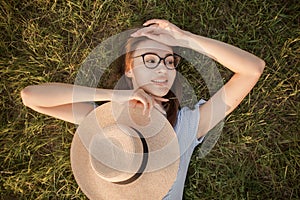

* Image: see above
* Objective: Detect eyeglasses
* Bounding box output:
[133,53,181,70]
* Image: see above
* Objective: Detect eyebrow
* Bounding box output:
[133,52,174,58]
[134,50,173,57]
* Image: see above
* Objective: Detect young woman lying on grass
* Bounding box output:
[21,19,265,199]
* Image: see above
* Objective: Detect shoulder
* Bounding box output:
[175,99,206,136]
[173,99,206,150]
[176,99,206,122]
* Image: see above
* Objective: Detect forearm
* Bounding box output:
[183,31,265,75]
[21,82,114,107]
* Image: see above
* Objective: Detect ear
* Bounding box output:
[125,69,133,78]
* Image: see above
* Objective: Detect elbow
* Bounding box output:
[257,58,266,75]
[20,86,32,107]
[239,58,265,79]
[250,58,266,77]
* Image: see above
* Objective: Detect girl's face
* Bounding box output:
[126,39,177,97]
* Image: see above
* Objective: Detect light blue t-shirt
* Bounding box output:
[163,99,206,200]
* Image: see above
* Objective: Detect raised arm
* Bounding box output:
[187,33,265,137]
[132,19,265,138]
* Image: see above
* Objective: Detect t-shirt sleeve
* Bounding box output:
[174,99,207,150]
[194,99,206,145]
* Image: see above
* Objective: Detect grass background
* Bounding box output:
[0,0,299,199]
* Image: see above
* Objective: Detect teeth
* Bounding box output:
[152,80,167,83]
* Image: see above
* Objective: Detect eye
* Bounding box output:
[166,56,175,65]
[146,58,156,63]
[144,54,158,64]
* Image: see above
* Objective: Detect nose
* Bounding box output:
[155,62,168,73]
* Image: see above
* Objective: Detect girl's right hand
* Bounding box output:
[131,19,189,48]
[113,89,169,117]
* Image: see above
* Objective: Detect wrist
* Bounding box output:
[111,90,133,103]
[173,30,193,48]
[183,32,207,55]
[95,88,114,102]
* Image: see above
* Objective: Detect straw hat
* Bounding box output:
[71,102,180,199]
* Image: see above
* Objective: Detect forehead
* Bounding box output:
[133,39,173,56]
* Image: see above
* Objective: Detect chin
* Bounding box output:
[147,88,169,97]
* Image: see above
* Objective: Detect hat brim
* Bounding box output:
[71,102,179,199]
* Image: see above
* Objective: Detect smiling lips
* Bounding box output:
[151,79,168,86]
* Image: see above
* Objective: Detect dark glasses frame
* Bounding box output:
[133,53,181,70]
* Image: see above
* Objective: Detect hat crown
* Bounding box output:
[89,124,145,183]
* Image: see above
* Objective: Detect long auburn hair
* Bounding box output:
[112,36,182,127]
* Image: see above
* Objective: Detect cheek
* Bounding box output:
[132,66,152,85]
[168,71,177,86]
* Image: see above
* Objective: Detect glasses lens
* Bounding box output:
[165,55,176,69]
[166,54,181,69]
[143,54,160,68]
[174,55,181,67]
[142,53,181,69]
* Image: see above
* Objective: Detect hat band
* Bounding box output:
[114,127,149,185]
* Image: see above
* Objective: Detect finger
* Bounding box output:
[143,19,167,26]
[142,94,153,117]
[153,102,166,115]
[131,26,158,37]
[142,97,149,116]
[143,22,158,28]
[148,96,155,117]
[137,32,175,47]
[143,19,159,26]
[136,96,148,116]
[136,95,150,116]
[133,29,171,43]
[153,96,169,102]
[130,94,147,113]
[129,100,138,108]
[134,89,154,116]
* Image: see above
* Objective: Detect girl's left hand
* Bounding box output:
[131,19,189,48]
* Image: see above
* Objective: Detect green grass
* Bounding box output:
[1,0,299,199]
